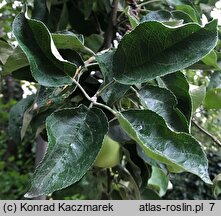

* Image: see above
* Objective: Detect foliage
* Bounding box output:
[165,151,221,200]
[1,0,221,199]
[0,97,35,200]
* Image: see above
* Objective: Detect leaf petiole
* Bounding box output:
[72,78,117,115]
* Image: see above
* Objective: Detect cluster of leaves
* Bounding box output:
[1,0,221,199]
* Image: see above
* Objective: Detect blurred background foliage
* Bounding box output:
[0,0,221,199]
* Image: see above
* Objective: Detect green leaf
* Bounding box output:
[85,34,104,53]
[78,0,94,20]
[137,144,161,167]
[204,88,221,109]
[202,50,220,69]
[32,0,49,23]
[59,49,84,67]
[93,0,112,14]
[12,12,76,87]
[96,51,130,105]
[56,3,69,31]
[113,20,218,85]
[161,72,192,124]
[117,110,211,184]
[171,10,193,23]
[0,39,13,64]
[108,119,131,144]
[189,84,206,112]
[148,166,169,197]
[213,173,221,197]
[141,188,160,200]
[176,5,198,22]
[1,46,29,76]
[125,6,139,29]
[8,95,35,143]
[139,85,189,132]
[67,2,98,36]
[52,32,95,56]
[25,105,108,198]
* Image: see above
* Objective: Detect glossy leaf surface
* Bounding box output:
[161,72,192,124]
[117,110,211,184]
[139,85,188,132]
[25,105,108,198]
[113,20,218,84]
[13,12,76,86]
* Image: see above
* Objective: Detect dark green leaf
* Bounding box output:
[32,0,49,23]
[125,6,139,29]
[56,3,69,31]
[1,46,29,76]
[148,166,169,197]
[108,119,131,144]
[161,72,192,124]
[141,188,160,200]
[0,39,13,64]
[67,2,99,36]
[176,5,198,22]
[204,88,221,109]
[93,0,111,14]
[117,110,211,184]
[25,105,108,198]
[78,0,94,20]
[96,51,130,105]
[47,3,68,32]
[137,144,161,167]
[13,12,76,87]
[113,20,218,84]
[52,32,95,56]
[139,85,189,132]
[189,84,206,112]
[171,10,193,23]
[59,49,84,67]
[85,34,104,53]
[8,95,35,143]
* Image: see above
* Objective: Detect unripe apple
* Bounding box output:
[94,135,121,168]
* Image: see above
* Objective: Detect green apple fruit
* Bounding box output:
[94,135,121,168]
